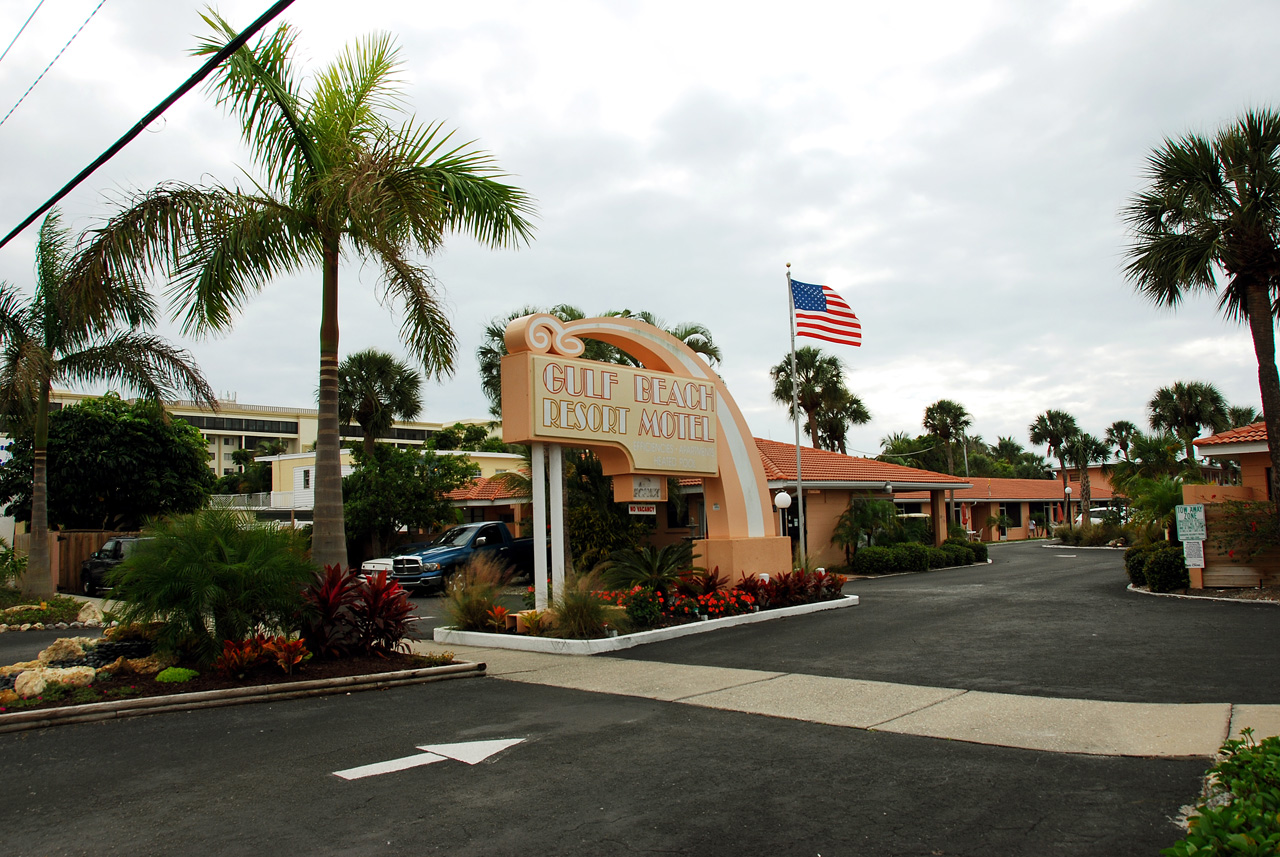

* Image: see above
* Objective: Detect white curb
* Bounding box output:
[433,594,860,655]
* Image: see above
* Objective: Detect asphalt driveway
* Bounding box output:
[617,541,1280,704]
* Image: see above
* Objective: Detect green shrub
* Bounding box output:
[1143,545,1189,593]
[0,537,27,589]
[107,508,314,664]
[968,542,988,563]
[926,547,952,569]
[623,587,663,629]
[156,667,199,683]
[941,543,974,566]
[852,546,896,575]
[890,542,929,572]
[1164,730,1280,857]
[1124,544,1153,587]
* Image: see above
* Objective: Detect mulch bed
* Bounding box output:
[2,651,454,714]
[1183,586,1280,603]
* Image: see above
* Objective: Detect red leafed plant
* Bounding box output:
[213,639,262,678]
[486,604,510,632]
[352,571,414,656]
[262,636,311,674]
[300,564,362,658]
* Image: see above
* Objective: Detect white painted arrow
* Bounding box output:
[334,738,525,780]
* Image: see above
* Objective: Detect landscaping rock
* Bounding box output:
[76,602,103,624]
[0,660,40,676]
[19,624,31,631]
[0,689,18,705]
[15,666,96,698]
[37,637,98,664]
[121,654,176,675]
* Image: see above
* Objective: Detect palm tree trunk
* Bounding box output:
[1246,283,1280,509]
[312,238,348,569]
[24,383,54,597]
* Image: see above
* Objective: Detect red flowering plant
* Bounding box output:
[1213,500,1280,563]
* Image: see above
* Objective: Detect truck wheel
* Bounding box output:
[81,574,97,597]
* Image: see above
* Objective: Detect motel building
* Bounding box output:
[895,477,1113,541]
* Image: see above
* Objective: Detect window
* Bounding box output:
[303,469,311,489]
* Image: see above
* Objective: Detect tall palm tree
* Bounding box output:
[477,305,542,419]
[770,346,849,449]
[1029,409,1079,501]
[75,15,534,569]
[1063,432,1109,520]
[0,211,215,596]
[1124,109,1280,505]
[921,399,972,476]
[338,349,423,456]
[1147,381,1229,464]
[1105,420,1139,461]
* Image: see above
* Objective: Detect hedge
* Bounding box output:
[1143,544,1189,593]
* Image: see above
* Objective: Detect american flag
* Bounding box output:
[790,280,861,347]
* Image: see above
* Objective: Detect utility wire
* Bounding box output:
[0,0,108,129]
[0,0,46,68]
[0,0,299,251]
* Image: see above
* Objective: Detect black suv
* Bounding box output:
[80,537,149,596]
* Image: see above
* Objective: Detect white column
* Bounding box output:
[548,444,566,603]
[531,443,548,611]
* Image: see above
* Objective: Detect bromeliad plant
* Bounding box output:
[298,565,414,657]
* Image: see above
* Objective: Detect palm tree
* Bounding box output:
[1029,409,1079,501]
[921,399,972,476]
[1063,432,1109,521]
[816,389,871,455]
[1109,431,1187,495]
[338,349,423,456]
[770,346,850,449]
[994,436,1024,465]
[604,309,723,367]
[1124,109,1280,505]
[75,15,534,569]
[1105,420,1139,461]
[830,498,896,563]
[1147,381,1229,464]
[0,211,215,596]
[1229,405,1260,429]
[477,305,542,418]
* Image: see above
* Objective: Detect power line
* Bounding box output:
[0,0,46,68]
[0,0,299,251]
[0,0,108,129]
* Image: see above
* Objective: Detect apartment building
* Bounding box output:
[50,391,492,476]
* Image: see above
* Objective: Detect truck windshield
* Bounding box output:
[434,527,477,547]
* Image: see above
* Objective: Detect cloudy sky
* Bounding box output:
[0,0,1274,460]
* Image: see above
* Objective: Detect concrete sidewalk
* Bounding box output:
[415,641,1280,758]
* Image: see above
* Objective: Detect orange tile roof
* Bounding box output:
[1196,421,1268,447]
[446,475,529,502]
[896,476,1111,502]
[751,438,968,486]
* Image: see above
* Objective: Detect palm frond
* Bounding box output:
[166,194,315,337]
[56,332,217,409]
[310,31,404,152]
[195,11,317,189]
[358,237,456,378]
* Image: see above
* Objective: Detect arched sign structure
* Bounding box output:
[501,313,791,606]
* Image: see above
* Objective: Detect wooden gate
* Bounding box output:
[14,529,139,593]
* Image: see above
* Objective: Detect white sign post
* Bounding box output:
[1175,504,1207,542]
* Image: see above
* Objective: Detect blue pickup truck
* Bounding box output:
[387,521,535,591]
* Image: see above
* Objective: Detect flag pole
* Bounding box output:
[786,263,806,565]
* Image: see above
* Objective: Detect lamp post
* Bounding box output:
[1064,485,1073,529]
[773,491,792,539]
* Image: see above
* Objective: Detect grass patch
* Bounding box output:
[0,590,85,625]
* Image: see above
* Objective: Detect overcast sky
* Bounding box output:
[0,0,1274,460]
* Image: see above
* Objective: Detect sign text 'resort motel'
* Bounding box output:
[531,354,718,474]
